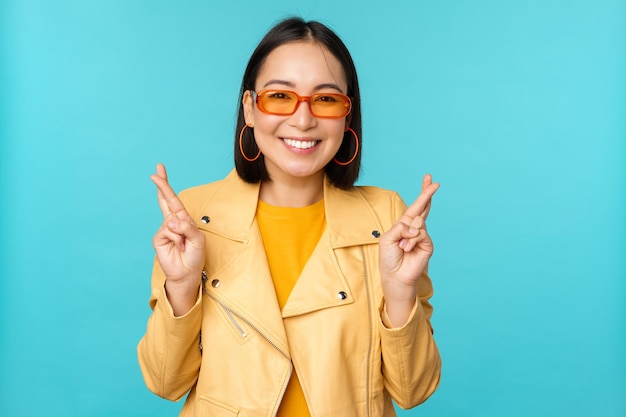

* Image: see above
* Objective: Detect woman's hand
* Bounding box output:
[378,174,439,327]
[151,164,206,315]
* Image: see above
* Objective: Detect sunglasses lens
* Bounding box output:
[310,94,351,118]
[259,91,298,115]
[257,91,351,118]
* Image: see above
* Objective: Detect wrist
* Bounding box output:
[381,277,418,304]
[164,276,201,317]
[382,297,417,328]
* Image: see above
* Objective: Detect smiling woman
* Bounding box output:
[137,17,441,416]
[241,41,350,205]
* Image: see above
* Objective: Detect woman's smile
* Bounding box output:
[243,40,348,184]
[281,137,320,151]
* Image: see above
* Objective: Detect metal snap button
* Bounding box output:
[338,291,347,300]
[201,216,210,224]
[371,230,380,238]
[211,279,220,288]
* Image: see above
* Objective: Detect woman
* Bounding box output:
[138,17,441,416]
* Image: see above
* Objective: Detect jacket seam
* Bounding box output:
[360,245,373,417]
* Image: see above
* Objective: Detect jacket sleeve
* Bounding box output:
[378,192,442,409]
[137,257,204,402]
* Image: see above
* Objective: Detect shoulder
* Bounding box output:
[176,170,260,228]
[325,183,407,235]
[178,177,225,204]
[177,170,247,214]
[352,185,407,220]
[353,185,402,203]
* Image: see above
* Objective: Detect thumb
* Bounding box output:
[380,221,420,247]
[168,219,206,249]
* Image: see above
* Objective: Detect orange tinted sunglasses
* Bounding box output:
[253,90,352,118]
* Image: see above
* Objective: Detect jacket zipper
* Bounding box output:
[202,286,292,416]
[222,302,248,338]
[360,246,372,417]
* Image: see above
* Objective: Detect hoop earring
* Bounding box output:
[333,128,359,166]
[239,124,261,162]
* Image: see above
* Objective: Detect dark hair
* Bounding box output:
[234,17,362,190]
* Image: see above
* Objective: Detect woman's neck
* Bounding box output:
[259,171,325,208]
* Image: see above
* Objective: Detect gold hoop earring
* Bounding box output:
[333,128,359,166]
[239,124,261,162]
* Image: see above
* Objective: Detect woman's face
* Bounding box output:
[243,41,349,185]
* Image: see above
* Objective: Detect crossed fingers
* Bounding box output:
[151,163,193,223]
[399,174,439,224]
[396,174,439,251]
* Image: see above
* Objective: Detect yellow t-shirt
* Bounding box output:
[256,199,326,417]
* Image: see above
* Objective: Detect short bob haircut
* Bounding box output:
[234,17,362,190]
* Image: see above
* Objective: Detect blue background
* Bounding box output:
[1,1,624,416]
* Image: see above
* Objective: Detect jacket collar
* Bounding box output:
[196,170,385,349]
[199,170,383,247]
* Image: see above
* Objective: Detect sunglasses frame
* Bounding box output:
[252,90,352,119]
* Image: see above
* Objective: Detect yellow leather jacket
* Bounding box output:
[138,170,441,416]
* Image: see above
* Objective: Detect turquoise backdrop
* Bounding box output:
[1,1,624,416]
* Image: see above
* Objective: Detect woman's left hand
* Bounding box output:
[378,174,439,326]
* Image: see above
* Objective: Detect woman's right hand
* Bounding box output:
[151,164,206,315]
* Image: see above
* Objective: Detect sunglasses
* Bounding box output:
[252,90,352,118]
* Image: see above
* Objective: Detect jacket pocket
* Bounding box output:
[196,395,239,417]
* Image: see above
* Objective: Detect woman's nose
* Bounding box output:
[288,99,317,130]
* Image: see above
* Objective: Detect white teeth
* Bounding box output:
[283,138,317,149]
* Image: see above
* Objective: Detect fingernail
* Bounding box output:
[168,220,179,229]
[399,239,406,249]
[409,227,419,235]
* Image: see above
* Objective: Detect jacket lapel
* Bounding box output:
[282,178,383,318]
[196,171,385,334]
[196,171,289,356]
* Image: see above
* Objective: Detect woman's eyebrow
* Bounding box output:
[313,83,344,93]
[262,80,345,93]
[262,79,295,88]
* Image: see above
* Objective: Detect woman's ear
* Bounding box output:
[345,114,352,130]
[242,90,255,127]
